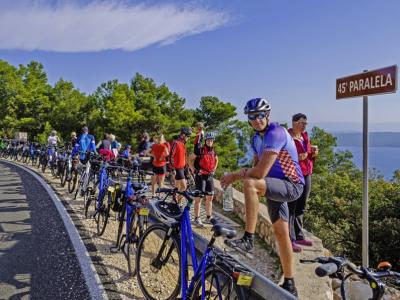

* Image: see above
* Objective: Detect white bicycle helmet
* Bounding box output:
[149,199,182,224]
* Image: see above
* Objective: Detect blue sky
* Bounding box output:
[1,0,400,131]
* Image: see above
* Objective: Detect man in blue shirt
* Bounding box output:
[71,126,97,162]
[221,98,304,297]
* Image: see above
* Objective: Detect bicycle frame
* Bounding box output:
[179,205,217,300]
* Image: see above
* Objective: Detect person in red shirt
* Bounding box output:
[288,113,318,251]
[170,127,192,193]
[189,128,218,227]
[149,134,169,196]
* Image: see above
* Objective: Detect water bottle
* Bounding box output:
[222,172,234,212]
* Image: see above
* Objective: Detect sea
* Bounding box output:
[334,132,400,180]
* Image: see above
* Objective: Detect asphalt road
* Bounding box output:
[0,161,92,300]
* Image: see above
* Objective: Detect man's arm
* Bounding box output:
[245,150,278,179]
[253,154,259,167]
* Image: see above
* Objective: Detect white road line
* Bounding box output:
[1,160,108,300]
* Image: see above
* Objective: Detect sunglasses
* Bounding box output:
[248,112,268,121]
[296,121,308,125]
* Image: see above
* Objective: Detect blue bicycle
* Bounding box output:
[136,188,254,300]
[110,165,150,276]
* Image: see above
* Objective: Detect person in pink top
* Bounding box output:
[288,113,318,252]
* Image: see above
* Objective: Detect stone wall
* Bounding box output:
[213,179,278,251]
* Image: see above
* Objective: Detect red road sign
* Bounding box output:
[336,65,397,99]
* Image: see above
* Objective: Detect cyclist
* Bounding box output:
[47,130,59,162]
[149,134,169,196]
[189,129,218,227]
[221,98,304,296]
[121,144,132,159]
[138,132,151,157]
[98,133,113,161]
[170,127,192,194]
[71,126,97,163]
[69,131,77,150]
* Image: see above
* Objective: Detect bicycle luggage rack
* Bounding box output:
[148,214,297,300]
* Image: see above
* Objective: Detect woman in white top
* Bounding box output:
[47,130,59,146]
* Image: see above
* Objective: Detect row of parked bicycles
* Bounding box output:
[1,138,399,300]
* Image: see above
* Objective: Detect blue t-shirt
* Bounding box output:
[251,123,305,184]
[72,133,96,160]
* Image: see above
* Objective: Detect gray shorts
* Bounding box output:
[265,177,304,224]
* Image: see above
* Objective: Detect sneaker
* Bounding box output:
[193,218,204,227]
[280,281,298,297]
[225,237,254,254]
[203,217,213,225]
[294,239,313,246]
[291,241,302,253]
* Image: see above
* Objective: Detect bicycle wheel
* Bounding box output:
[41,159,47,173]
[190,267,240,300]
[16,151,22,161]
[127,212,139,276]
[60,165,68,187]
[96,190,110,236]
[68,170,78,193]
[136,223,181,300]
[84,187,96,218]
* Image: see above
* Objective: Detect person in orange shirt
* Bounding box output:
[170,127,192,193]
[149,134,169,196]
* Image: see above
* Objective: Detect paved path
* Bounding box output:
[0,161,94,300]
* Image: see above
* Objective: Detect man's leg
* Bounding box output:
[242,177,266,232]
[226,177,266,252]
[273,218,294,277]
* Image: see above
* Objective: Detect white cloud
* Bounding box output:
[0,1,230,52]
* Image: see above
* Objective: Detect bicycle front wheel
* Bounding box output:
[96,191,110,236]
[190,267,241,300]
[136,223,181,300]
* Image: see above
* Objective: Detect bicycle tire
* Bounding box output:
[68,170,78,193]
[51,163,57,177]
[136,223,181,300]
[190,266,241,300]
[16,151,22,161]
[84,188,95,218]
[96,190,110,236]
[41,160,47,173]
[127,212,139,276]
[60,165,68,187]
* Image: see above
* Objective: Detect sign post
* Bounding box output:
[336,65,397,267]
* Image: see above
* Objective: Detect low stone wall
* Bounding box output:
[213,179,278,251]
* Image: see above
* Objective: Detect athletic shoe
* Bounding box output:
[280,281,298,297]
[225,237,254,254]
[193,218,204,227]
[292,241,302,253]
[294,239,313,246]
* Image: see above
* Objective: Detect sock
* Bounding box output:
[243,231,254,245]
[206,215,211,219]
[283,277,295,286]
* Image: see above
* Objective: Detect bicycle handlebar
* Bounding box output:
[315,263,338,277]
[300,256,400,281]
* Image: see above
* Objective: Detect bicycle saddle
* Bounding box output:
[212,224,237,239]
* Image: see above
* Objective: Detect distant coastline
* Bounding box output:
[332,132,400,148]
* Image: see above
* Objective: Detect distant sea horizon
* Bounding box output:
[333,132,399,179]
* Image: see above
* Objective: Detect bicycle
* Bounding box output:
[93,160,123,236]
[300,256,400,300]
[136,187,253,300]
